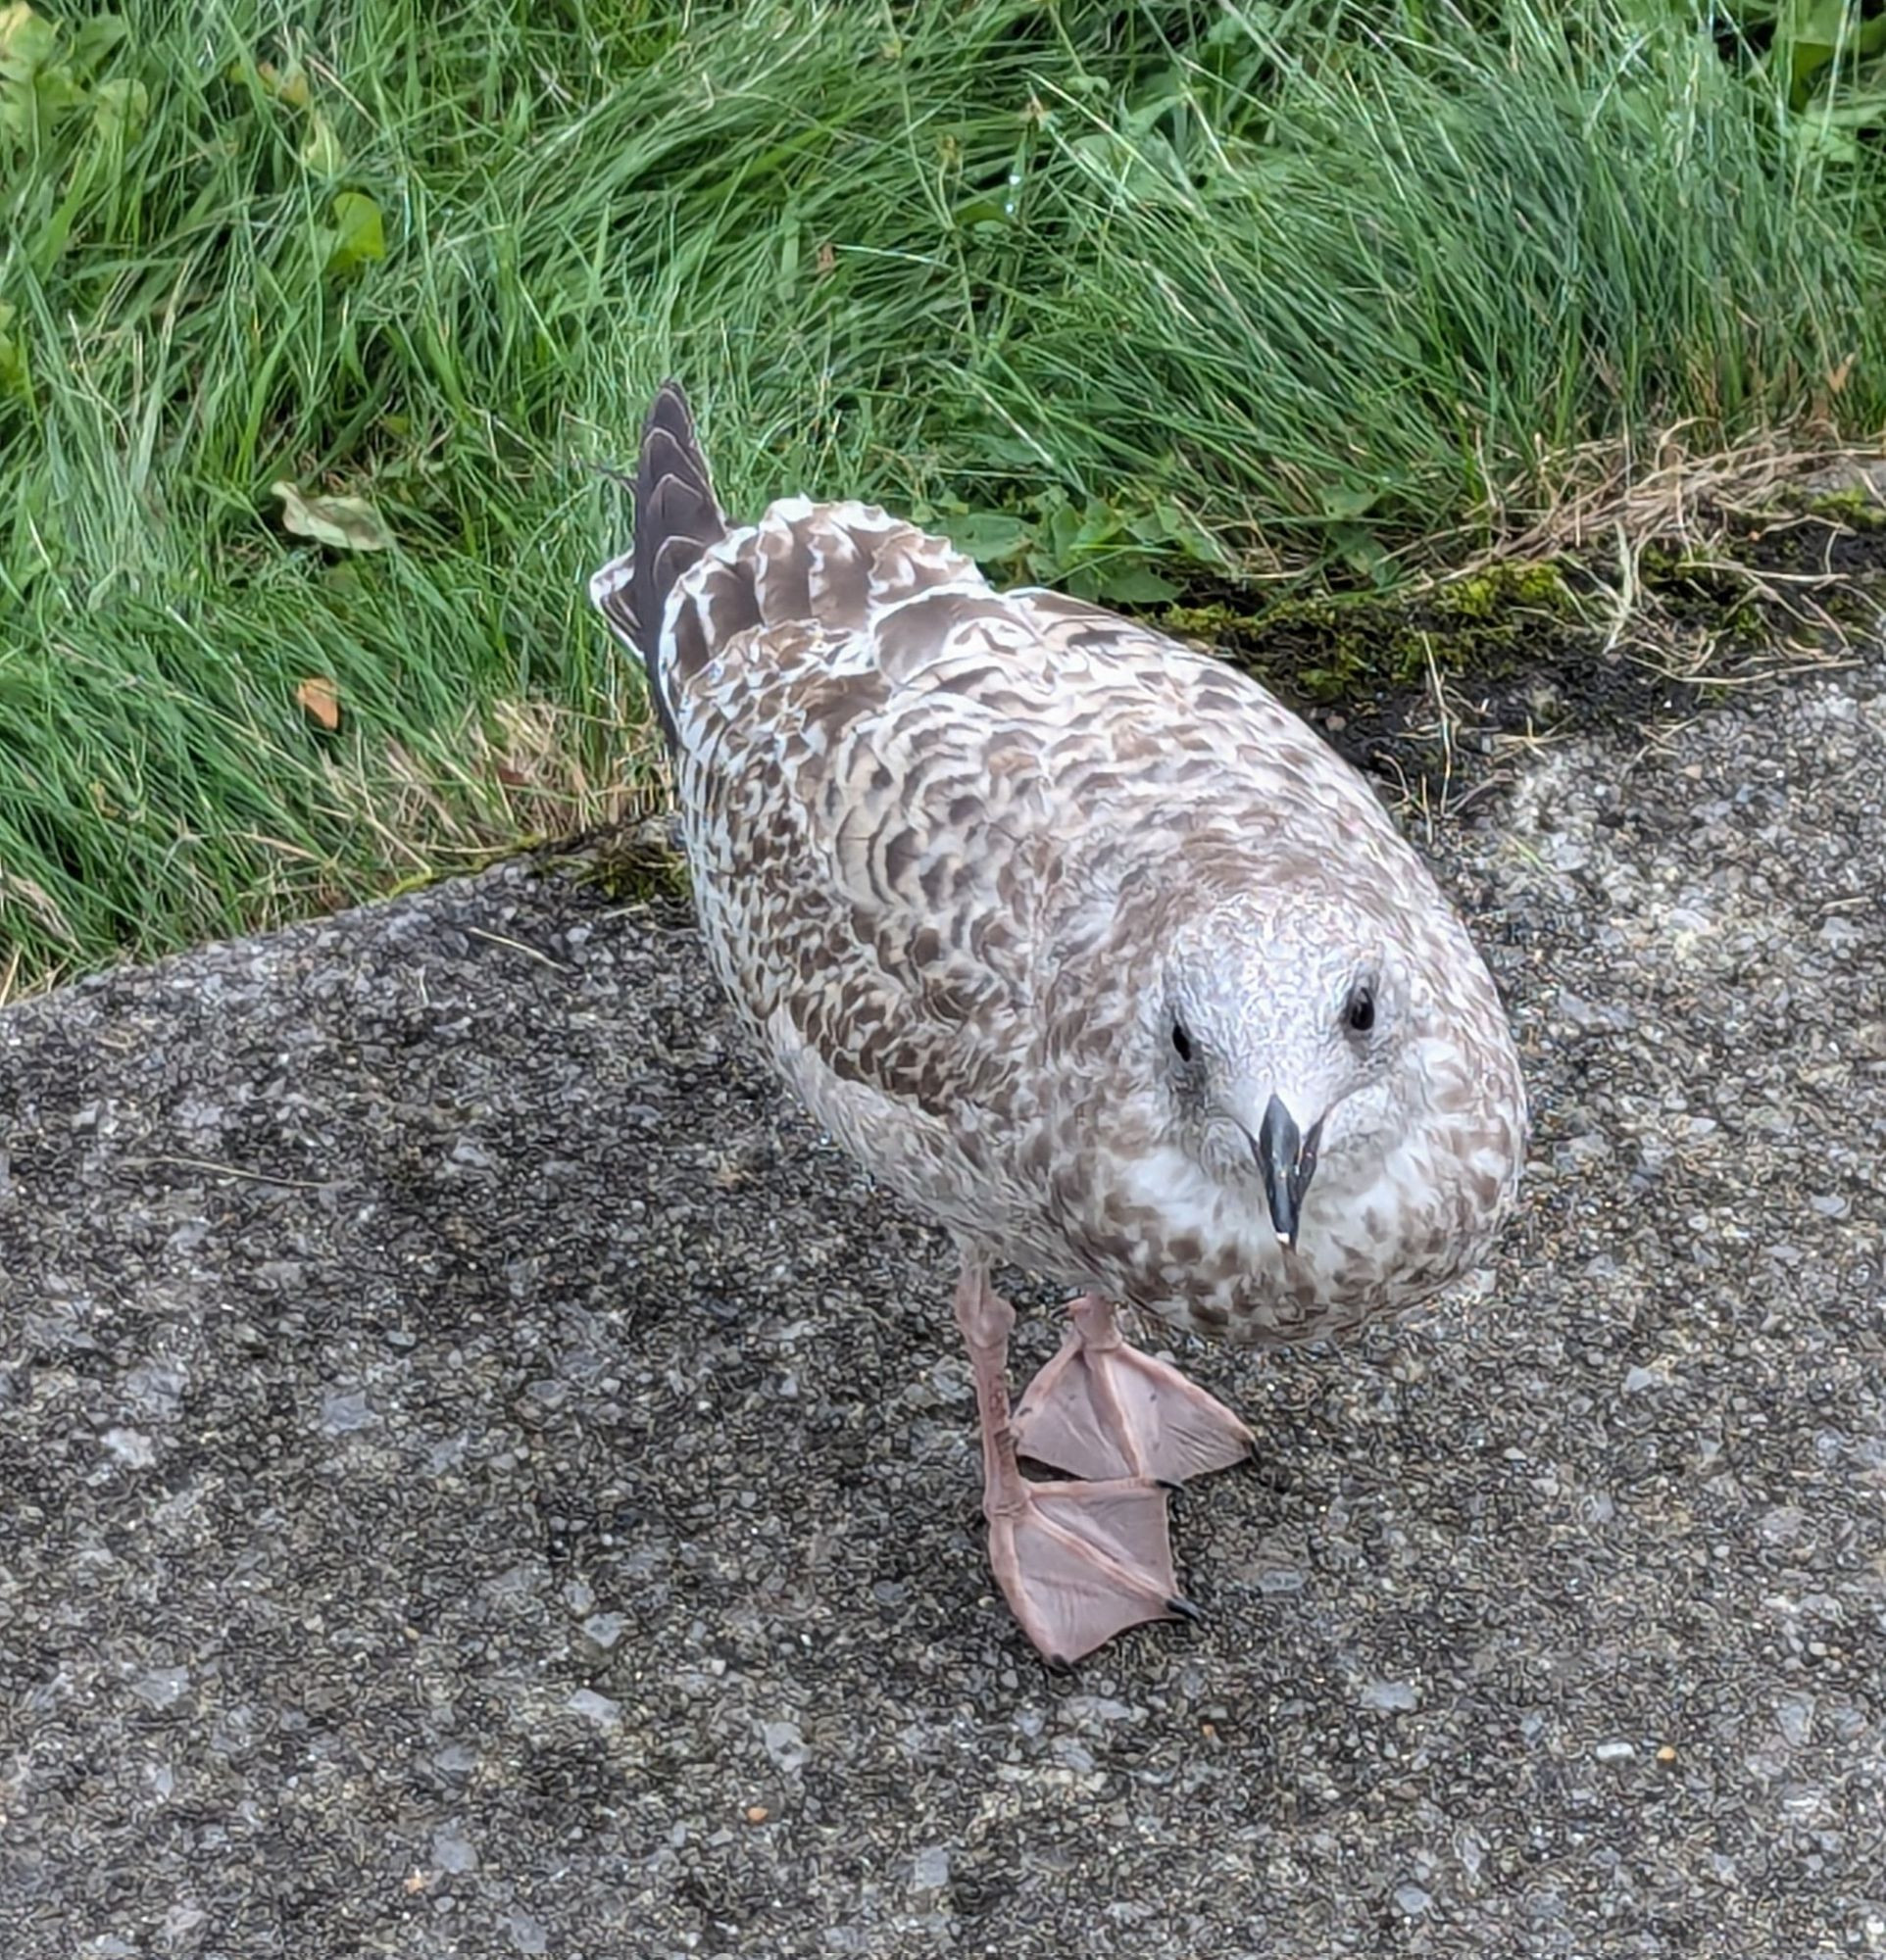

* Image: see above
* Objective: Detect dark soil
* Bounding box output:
[1179,507,1886,804]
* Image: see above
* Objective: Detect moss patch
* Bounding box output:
[1806,489,1886,532]
[1165,560,1584,710]
[546,820,693,917]
[1159,512,1884,806]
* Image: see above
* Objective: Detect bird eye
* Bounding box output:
[1170,1020,1194,1062]
[1344,983,1376,1035]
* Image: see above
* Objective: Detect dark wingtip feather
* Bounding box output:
[588,380,726,751]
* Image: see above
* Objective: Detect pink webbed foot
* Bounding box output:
[954,1262,1203,1665]
[987,1475,1197,1667]
[1012,1294,1256,1485]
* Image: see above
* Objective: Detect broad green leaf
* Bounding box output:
[0,299,26,399]
[1319,483,1380,520]
[259,58,310,107]
[1795,103,1863,161]
[0,0,77,145]
[1065,128,1196,206]
[1784,0,1853,110]
[1802,86,1886,126]
[325,190,385,275]
[300,108,344,177]
[953,192,1016,228]
[1789,0,1850,45]
[1331,522,1391,586]
[1128,500,1229,566]
[0,3,57,77]
[91,75,146,142]
[69,14,127,76]
[227,54,312,106]
[1205,6,1275,45]
[941,510,1031,562]
[1044,497,1082,563]
[1091,562,1181,605]
[272,481,394,552]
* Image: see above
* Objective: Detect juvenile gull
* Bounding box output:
[591,383,1527,1665]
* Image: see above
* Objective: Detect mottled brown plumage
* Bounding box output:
[592,383,1526,1664]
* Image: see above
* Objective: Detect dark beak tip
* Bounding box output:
[1256,1096,1318,1251]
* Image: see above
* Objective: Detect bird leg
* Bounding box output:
[1010,1293,1256,1485]
[953,1259,1196,1666]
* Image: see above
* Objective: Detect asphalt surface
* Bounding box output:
[2,648,1883,1959]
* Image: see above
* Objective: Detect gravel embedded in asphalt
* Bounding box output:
[1,650,1883,1958]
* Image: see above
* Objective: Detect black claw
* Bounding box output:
[1156,1477,1184,1494]
[1166,1594,1204,1623]
[1044,1651,1076,1675]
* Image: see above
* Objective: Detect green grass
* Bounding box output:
[4,0,1886,997]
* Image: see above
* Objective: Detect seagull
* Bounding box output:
[591,382,1526,1665]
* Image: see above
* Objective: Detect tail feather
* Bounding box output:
[589,380,726,749]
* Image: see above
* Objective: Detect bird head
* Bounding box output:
[1159,892,1419,1251]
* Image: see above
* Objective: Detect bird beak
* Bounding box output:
[1255,1094,1323,1252]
